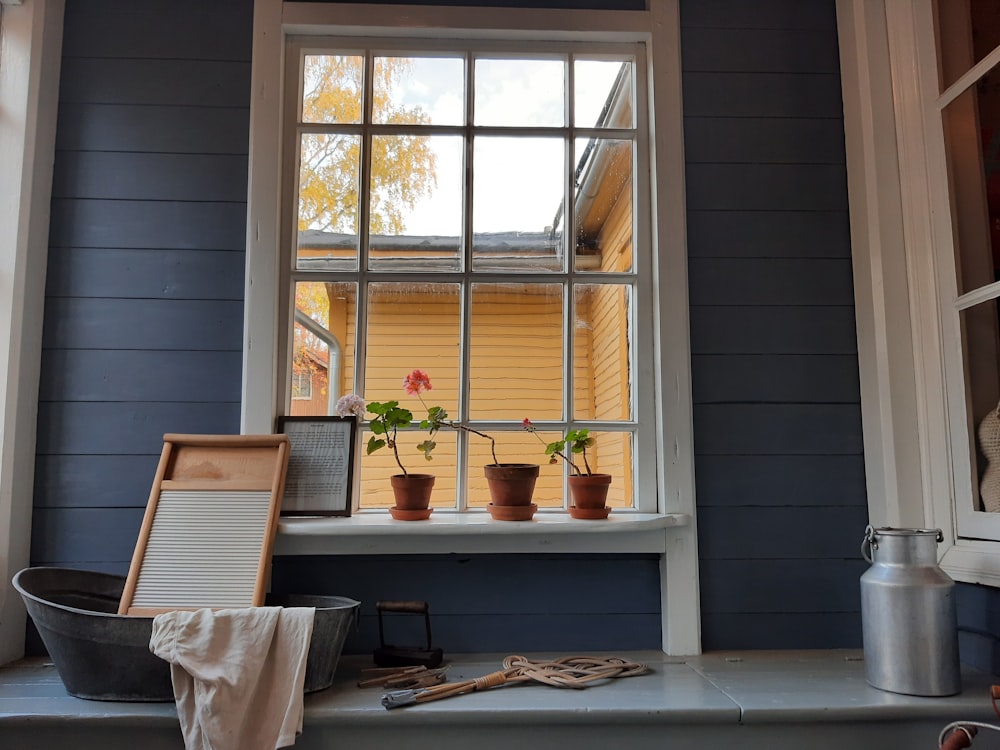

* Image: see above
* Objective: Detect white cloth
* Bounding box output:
[150,606,316,750]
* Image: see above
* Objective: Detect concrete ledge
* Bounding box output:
[2,650,999,750]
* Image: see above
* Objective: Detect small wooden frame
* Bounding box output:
[278,416,356,517]
[118,433,290,616]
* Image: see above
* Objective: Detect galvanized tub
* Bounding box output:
[13,566,359,702]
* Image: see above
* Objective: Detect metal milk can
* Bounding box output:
[860,526,961,696]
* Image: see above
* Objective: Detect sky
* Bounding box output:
[377,56,627,236]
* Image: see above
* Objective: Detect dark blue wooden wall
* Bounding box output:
[681,0,869,649]
[28,0,889,658]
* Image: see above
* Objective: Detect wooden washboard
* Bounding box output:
[118,434,291,616]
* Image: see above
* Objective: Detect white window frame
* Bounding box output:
[246,0,699,655]
[838,0,1000,586]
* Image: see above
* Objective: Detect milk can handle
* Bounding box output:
[862,525,876,563]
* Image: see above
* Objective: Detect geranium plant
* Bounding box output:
[403,370,500,465]
[334,392,416,476]
[523,419,595,475]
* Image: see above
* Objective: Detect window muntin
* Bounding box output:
[283,39,648,512]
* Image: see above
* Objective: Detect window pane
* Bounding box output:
[577,431,634,509]
[369,135,463,271]
[302,54,363,124]
[963,300,1000,513]
[297,133,360,271]
[373,55,464,126]
[942,80,1000,296]
[467,430,564,508]
[474,58,564,127]
[291,282,357,416]
[472,136,564,271]
[363,282,461,417]
[574,138,633,273]
[574,284,632,421]
[359,429,456,509]
[470,283,563,420]
[575,59,634,128]
[937,1,1000,91]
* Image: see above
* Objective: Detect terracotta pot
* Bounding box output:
[390,474,435,511]
[484,463,539,506]
[568,473,612,509]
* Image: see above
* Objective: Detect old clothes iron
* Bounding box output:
[373,600,444,668]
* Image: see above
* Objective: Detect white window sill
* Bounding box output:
[274,511,688,555]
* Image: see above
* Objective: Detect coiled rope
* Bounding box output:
[381,654,650,709]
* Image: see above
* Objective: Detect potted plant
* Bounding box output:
[335,391,434,520]
[524,421,612,519]
[407,370,539,521]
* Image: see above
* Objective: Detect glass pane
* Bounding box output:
[369,135,463,270]
[937,1,1000,91]
[574,59,634,128]
[474,58,564,126]
[291,282,357,416]
[470,283,563,420]
[358,429,456,509]
[301,54,363,125]
[467,430,564,508]
[373,55,464,126]
[297,133,360,271]
[574,138,633,273]
[575,431,633,509]
[574,284,632,421]
[942,82,1000,296]
[472,136,564,271]
[962,300,1000,513]
[363,282,461,416]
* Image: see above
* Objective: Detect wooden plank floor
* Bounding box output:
[2,650,1000,750]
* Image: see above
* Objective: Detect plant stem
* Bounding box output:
[384,419,407,477]
[581,448,592,476]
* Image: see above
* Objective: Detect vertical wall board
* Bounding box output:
[684,117,847,165]
[58,59,252,107]
[56,103,250,154]
[685,164,849,212]
[691,354,861,404]
[694,455,868,508]
[687,258,856,306]
[35,402,241,455]
[41,298,244,350]
[687,210,852,259]
[680,0,837,31]
[680,28,841,74]
[30,507,147,565]
[693,403,864,455]
[45,248,246,300]
[38,349,243,403]
[682,72,844,118]
[698,507,871,560]
[699,559,867,615]
[700,612,862,650]
[52,153,250,202]
[48,199,248,251]
[33,454,161,509]
[689,307,859,355]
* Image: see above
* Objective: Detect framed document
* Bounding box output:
[277,416,357,516]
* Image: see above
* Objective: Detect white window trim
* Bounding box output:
[0,0,63,663]
[837,0,1000,586]
[245,0,700,654]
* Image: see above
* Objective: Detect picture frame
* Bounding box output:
[277,416,357,516]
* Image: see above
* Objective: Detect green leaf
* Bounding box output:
[416,439,436,460]
[367,436,386,455]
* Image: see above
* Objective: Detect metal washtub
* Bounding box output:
[13,566,359,702]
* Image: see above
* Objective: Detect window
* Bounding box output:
[291,370,313,400]
[280,39,654,511]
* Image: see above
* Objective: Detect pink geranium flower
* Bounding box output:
[403,369,432,395]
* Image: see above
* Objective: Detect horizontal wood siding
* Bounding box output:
[681,0,865,650]
[31,0,252,575]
